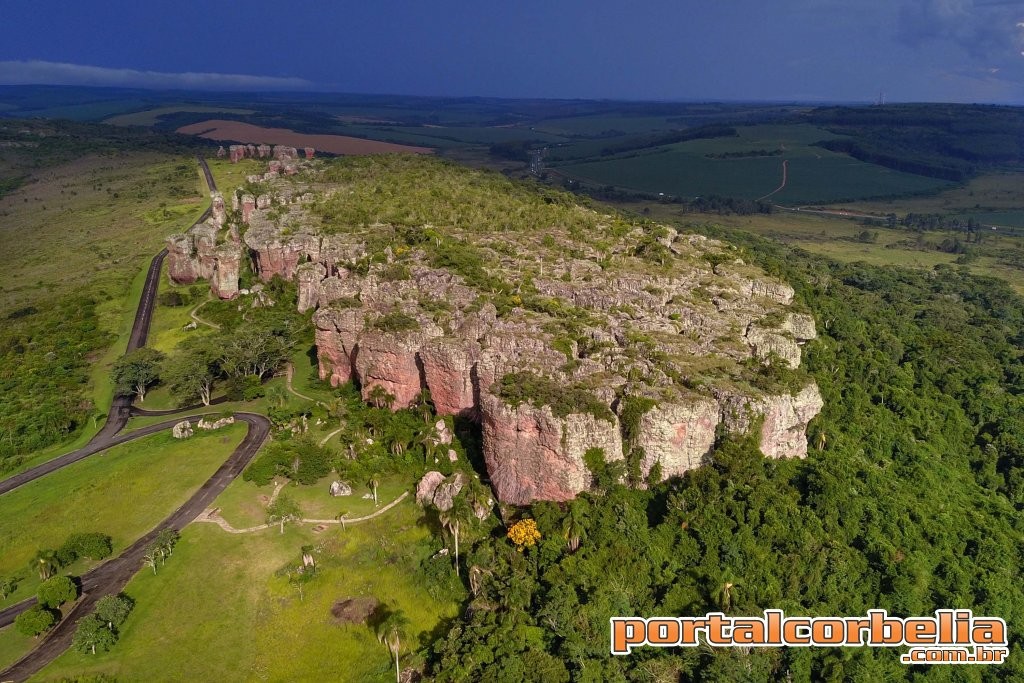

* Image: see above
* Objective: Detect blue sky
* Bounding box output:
[1,0,1022,102]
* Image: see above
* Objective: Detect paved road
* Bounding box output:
[0,156,272,683]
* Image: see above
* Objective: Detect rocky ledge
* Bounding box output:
[168,156,823,505]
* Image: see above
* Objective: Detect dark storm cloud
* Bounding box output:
[897,0,1024,64]
[0,60,314,91]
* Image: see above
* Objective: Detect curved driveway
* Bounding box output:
[0,156,271,683]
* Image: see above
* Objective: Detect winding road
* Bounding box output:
[0,157,272,683]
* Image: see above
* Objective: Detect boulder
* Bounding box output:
[172,420,193,439]
[432,472,466,512]
[329,481,352,497]
[416,471,446,505]
[211,244,241,300]
[197,416,235,430]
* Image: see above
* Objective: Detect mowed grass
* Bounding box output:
[215,474,412,530]
[0,424,246,611]
[36,499,462,682]
[558,124,954,204]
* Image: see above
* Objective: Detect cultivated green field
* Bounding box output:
[0,424,245,611]
[105,106,255,128]
[557,124,956,204]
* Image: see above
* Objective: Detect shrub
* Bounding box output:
[60,532,113,561]
[15,605,57,637]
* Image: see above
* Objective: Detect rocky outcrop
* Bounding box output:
[211,192,226,226]
[354,323,443,409]
[480,392,623,505]
[211,244,241,299]
[717,383,824,459]
[420,338,480,417]
[244,227,319,281]
[313,307,364,386]
[166,233,199,284]
[241,194,255,224]
[297,262,326,313]
[635,398,720,479]
[416,471,446,506]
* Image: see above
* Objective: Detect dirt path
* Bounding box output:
[189,297,221,330]
[318,428,342,446]
[195,491,411,534]
[285,362,318,403]
[756,159,788,202]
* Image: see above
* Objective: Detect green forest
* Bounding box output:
[425,231,1024,681]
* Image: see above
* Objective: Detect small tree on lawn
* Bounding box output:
[73,614,117,655]
[0,577,18,600]
[111,348,164,403]
[267,493,302,534]
[15,605,56,638]
[37,575,78,609]
[95,594,133,631]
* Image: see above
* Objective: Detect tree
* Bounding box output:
[32,549,59,580]
[163,339,219,406]
[37,575,78,609]
[95,594,133,631]
[507,519,541,552]
[367,473,380,507]
[73,614,117,655]
[60,532,113,561]
[142,547,161,575]
[154,529,179,561]
[219,325,290,379]
[15,605,56,637]
[111,348,164,402]
[439,496,475,577]
[367,385,395,410]
[0,577,17,601]
[266,493,301,534]
[376,607,410,683]
[562,500,587,553]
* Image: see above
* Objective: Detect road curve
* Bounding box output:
[0,156,272,683]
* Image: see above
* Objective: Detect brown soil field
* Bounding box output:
[176,119,433,155]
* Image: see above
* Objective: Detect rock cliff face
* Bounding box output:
[181,156,824,505]
[480,393,623,505]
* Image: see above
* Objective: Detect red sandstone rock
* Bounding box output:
[313,308,365,386]
[354,324,442,409]
[420,338,480,417]
[211,244,241,299]
[480,392,624,505]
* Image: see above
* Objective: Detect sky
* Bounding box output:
[1,0,1023,103]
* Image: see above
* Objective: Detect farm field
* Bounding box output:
[176,120,433,155]
[105,105,254,127]
[556,124,956,204]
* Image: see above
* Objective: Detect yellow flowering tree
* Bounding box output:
[507,519,541,551]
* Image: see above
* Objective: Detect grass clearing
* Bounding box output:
[36,497,461,682]
[0,425,245,610]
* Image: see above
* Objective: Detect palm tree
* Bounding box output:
[439,496,474,577]
[716,574,740,613]
[367,474,380,507]
[562,501,587,553]
[32,550,58,581]
[377,608,410,683]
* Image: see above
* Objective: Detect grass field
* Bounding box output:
[0,424,246,612]
[631,202,1024,293]
[35,496,462,682]
[105,106,255,127]
[557,124,955,204]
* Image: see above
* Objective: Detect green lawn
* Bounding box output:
[215,473,413,530]
[36,500,463,682]
[0,424,246,611]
